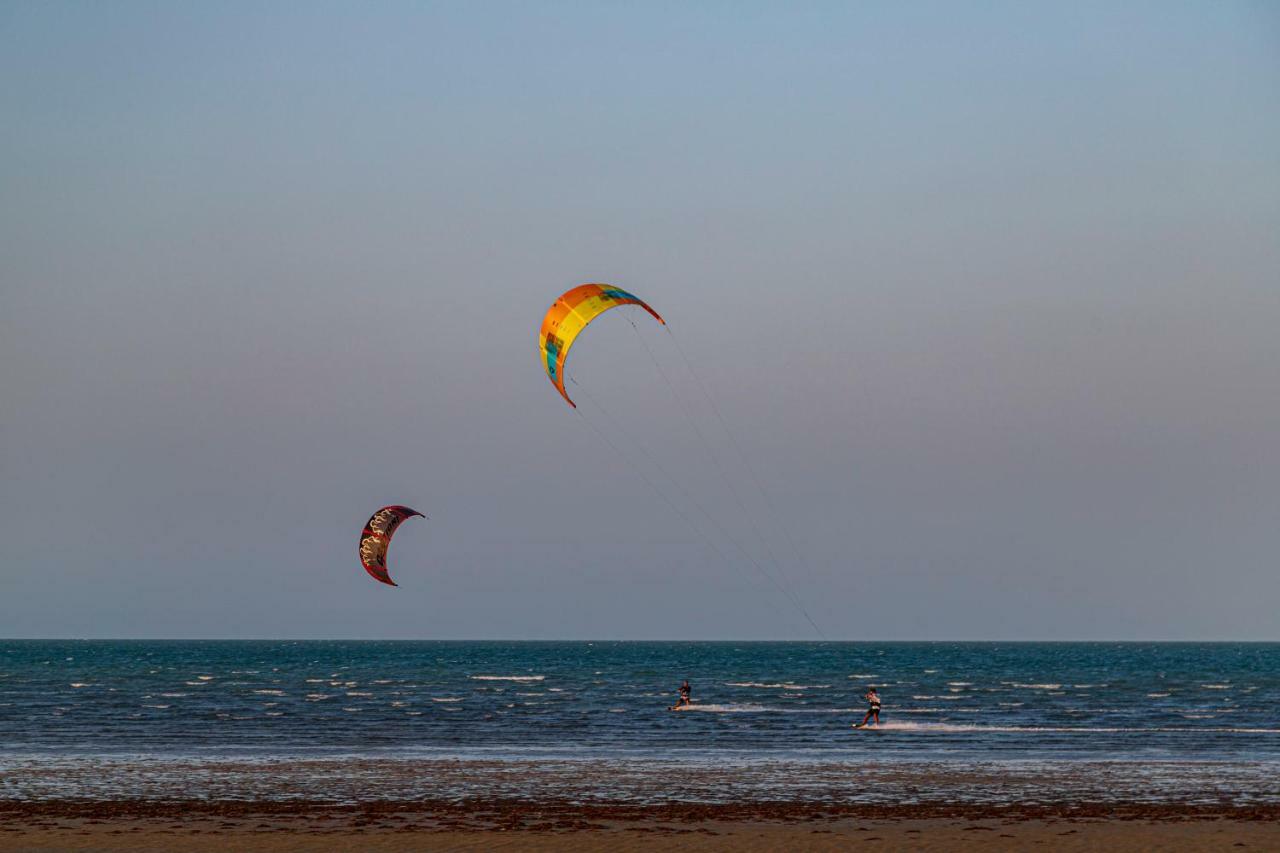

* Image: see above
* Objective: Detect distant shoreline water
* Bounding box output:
[4,754,1279,806]
[2,640,1276,801]
[5,640,1274,799]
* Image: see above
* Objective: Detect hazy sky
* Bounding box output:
[2,2,1277,640]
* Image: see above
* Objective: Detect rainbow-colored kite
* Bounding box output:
[538,283,665,407]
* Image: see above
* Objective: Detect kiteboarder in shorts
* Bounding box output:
[853,686,881,728]
[677,679,691,708]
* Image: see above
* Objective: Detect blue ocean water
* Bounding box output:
[1,640,1276,763]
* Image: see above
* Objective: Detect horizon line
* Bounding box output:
[2,637,1277,644]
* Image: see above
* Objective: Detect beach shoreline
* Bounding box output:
[4,641,1276,849]
[6,754,1278,805]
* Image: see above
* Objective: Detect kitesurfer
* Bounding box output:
[853,686,882,728]
[677,679,691,708]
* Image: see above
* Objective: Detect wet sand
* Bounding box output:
[2,800,1277,851]
[7,755,1278,804]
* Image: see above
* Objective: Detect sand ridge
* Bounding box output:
[2,800,1279,851]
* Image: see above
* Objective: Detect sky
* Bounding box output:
[2,1,1277,640]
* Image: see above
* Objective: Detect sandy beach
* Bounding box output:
[4,750,1278,850]
[2,799,1278,851]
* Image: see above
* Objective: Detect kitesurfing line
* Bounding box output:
[624,314,826,639]
[570,390,749,598]
[570,372,823,638]
[664,322,826,635]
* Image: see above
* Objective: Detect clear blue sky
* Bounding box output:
[2,1,1277,639]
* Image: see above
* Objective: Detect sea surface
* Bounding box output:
[2,641,1277,803]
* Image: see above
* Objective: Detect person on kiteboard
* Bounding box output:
[677,679,691,708]
[853,686,881,728]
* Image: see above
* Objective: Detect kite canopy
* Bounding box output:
[359,505,424,586]
[538,283,665,407]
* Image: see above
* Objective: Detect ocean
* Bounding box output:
[2,640,1277,804]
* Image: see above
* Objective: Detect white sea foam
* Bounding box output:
[253,690,285,696]
[858,721,1280,734]
[1201,684,1232,689]
[431,697,463,703]
[69,683,93,688]
[1147,692,1171,698]
[724,682,829,690]
[470,675,545,682]
[669,703,766,713]
[1008,683,1062,690]
[848,674,880,679]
